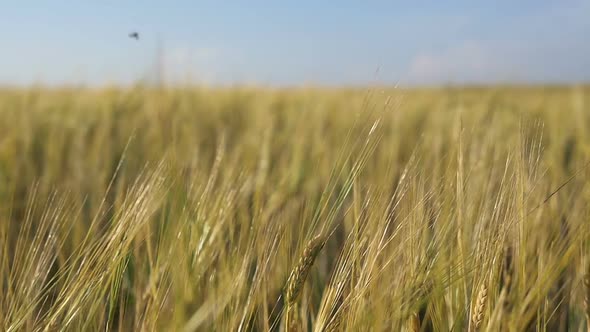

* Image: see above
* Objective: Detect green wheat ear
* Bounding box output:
[286,234,326,304]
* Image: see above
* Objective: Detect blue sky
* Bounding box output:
[1,1,589,86]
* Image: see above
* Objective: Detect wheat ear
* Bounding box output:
[471,282,488,332]
[285,234,326,331]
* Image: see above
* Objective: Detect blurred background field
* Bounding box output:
[1,85,590,331]
[2,86,589,211]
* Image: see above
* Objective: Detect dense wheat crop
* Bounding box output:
[0,85,589,331]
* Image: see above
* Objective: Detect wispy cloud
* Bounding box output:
[405,1,590,85]
[406,41,501,84]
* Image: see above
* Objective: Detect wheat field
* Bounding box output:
[1,85,589,331]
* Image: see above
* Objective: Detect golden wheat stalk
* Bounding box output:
[324,313,342,332]
[408,312,420,332]
[470,282,488,332]
[284,234,326,331]
[285,302,300,332]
